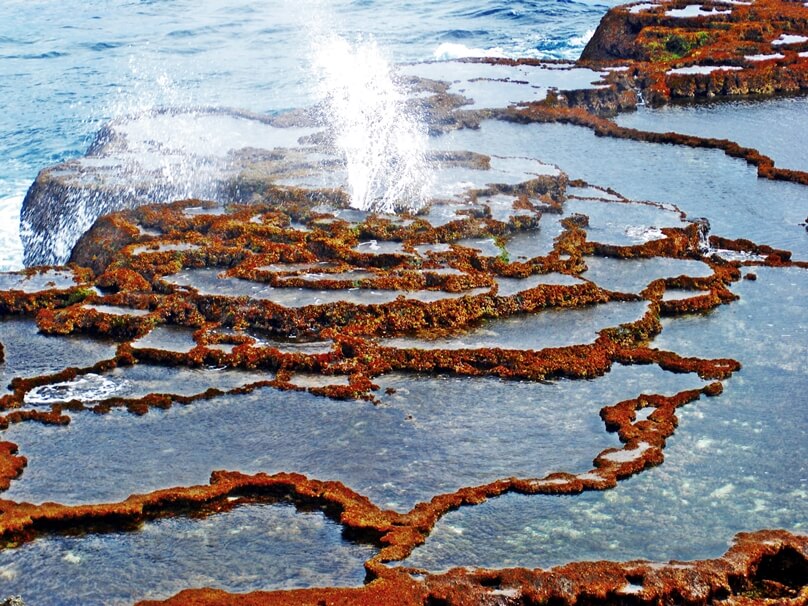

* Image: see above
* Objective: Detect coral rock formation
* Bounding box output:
[2,2,807,603]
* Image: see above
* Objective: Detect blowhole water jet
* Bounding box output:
[312,35,432,213]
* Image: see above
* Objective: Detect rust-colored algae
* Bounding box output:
[581,0,808,104]
[1,3,807,602]
[0,182,781,602]
[2,138,804,603]
[134,529,808,605]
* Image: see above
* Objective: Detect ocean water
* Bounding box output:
[406,267,808,570]
[0,0,619,270]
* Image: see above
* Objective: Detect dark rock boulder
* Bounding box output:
[581,8,645,62]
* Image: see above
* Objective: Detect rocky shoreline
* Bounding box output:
[1,0,807,604]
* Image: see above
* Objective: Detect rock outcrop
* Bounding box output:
[582,0,808,104]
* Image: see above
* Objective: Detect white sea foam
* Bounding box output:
[313,35,432,213]
[25,373,127,405]
[569,29,596,48]
[433,42,507,60]
[0,194,24,272]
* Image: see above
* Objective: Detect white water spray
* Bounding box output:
[313,35,432,213]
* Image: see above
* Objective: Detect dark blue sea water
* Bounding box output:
[0,0,619,269]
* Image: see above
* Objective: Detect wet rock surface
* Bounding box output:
[1,165,804,602]
[2,1,807,604]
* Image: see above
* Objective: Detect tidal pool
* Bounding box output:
[24,364,273,406]
[0,503,374,606]
[2,364,705,511]
[164,268,492,307]
[616,96,808,173]
[565,198,690,246]
[504,215,565,260]
[404,267,807,570]
[430,120,808,259]
[376,300,649,351]
[582,256,713,294]
[399,61,609,110]
[0,269,81,293]
[0,318,118,395]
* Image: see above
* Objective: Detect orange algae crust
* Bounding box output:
[0,183,762,582]
[1,189,745,409]
[0,177,753,515]
[136,529,808,605]
[0,211,801,601]
[2,30,808,598]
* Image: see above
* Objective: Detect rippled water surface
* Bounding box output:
[405,267,808,570]
[0,318,117,395]
[4,365,706,510]
[0,503,375,605]
[0,0,621,268]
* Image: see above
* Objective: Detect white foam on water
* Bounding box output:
[25,373,128,405]
[312,35,432,213]
[0,194,24,272]
[433,43,507,60]
[569,29,596,48]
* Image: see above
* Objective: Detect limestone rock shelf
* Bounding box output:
[3,1,807,603]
